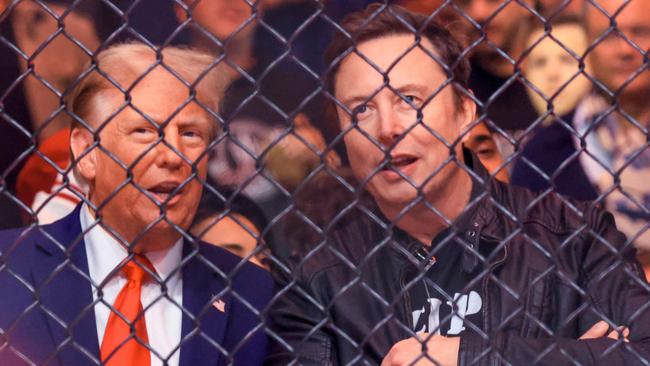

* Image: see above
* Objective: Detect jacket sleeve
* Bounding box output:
[459,331,647,365]
[460,209,650,365]
[264,259,335,366]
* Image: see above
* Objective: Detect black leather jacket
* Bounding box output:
[265,155,650,365]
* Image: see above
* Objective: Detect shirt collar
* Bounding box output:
[80,204,183,284]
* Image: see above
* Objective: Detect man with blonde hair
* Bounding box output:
[0,42,272,366]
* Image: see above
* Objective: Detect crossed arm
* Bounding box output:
[381,321,630,366]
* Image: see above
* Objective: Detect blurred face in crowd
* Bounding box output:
[334,35,475,208]
[71,67,213,251]
[586,0,650,99]
[524,23,591,116]
[454,0,532,70]
[11,1,100,91]
[178,0,253,40]
[464,122,508,182]
[191,214,264,267]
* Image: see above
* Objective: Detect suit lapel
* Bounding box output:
[179,241,231,366]
[31,206,100,366]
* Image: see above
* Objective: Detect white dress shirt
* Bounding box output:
[81,204,183,366]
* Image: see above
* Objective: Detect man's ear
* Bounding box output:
[70,126,97,183]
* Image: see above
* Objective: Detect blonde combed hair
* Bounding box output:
[67,42,229,138]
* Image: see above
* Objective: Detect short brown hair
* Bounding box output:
[324,4,471,107]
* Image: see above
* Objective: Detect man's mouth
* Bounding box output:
[378,154,419,182]
[383,154,418,171]
[146,182,182,203]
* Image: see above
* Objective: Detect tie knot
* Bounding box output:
[120,255,156,283]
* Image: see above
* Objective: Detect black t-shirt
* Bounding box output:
[406,176,485,337]
[407,230,485,336]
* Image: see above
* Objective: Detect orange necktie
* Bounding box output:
[100,255,155,366]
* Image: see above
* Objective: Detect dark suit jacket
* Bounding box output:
[0,205,273,366]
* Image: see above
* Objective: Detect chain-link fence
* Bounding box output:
[1,0,650,365]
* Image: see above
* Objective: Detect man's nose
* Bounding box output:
[155,131,184,169]
[377,107,403,149]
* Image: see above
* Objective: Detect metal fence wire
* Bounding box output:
[1,0,650,365]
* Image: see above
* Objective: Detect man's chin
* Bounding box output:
[372,185,419,208]
[129,209,188,234]
[132,220,185,251]
[148,212,192,233]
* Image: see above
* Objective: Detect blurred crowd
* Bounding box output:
[0,0,648,276]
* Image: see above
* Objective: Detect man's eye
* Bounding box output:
[134,127,154,134]
[400,95,419,108]
[182,130,207,143]
[352,104,368,116]
[477,148,495,157]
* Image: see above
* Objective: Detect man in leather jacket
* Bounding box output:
[265,4,650,365]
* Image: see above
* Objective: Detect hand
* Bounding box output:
[579,320,629,342]
[381,333,459,366]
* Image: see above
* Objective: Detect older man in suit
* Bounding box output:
[0,43,272,366]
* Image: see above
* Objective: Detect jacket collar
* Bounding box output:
[390,148,508,273]
[32,205,101,366]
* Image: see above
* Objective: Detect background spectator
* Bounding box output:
[174,0,258,80]
[207,0,372,257]
[465,121,510,182]
[454,0,538,133]
[1,0,117,227]
[214,82,340,257]
[522,15,591,120]
[16,127,88,224]
[511,15,596,200]
[576,0,650,269]
[511,0,650,276]
[191,185,270,268]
